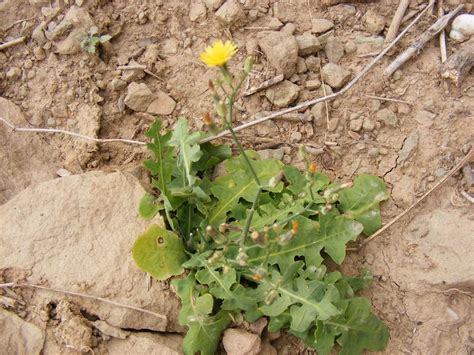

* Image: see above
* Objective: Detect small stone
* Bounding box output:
[257,148,285,160]
[327,117,339,132]
[295,33,322,56]
[256,120,279,137]
[305,79,321,90]
[290,131,302,143]
[362,117,375,131]
[311,18,334,34]
[414,110,436,126]
[121,60,146,82]
[325,37,344,64]
[296,57,307,74]
[311,102,326,127]
[33,47,46,60]
[108,78,127,92]
[363,9,386,34]
[258,31,298,78]
[398,103,411,114]
[355,36,383,55]
[393,70,402,81]
[349,118,363,132]
[321,63,351,89]
[27,70,36,79]
[248,9,258,21]
[344,40,356,54]
[398,131,419,163]
[305,56,321,72]
[376,108,398,127]
[267,17,283,30]
[124,82,154,112]
[368,147,379,158]
[189,0,207,21]
[147,91,177,115]
[215,0,244,25]
[281,22,296,35]
[265,80,300,108]
[138,12,148,25]
[24,59,34,69]
[317,84,333,97]
[6,67,21,80]
[202,0,224,10]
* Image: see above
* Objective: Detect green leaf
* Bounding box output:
[138,193,162,220]
[89,26,98,35]
[99,34,112,43]
[168,118,203,186]
[173,274,231,355]
[193,142,232,172]
[132,225,187,280]
[284,165,330,198]
[338,174,389,235]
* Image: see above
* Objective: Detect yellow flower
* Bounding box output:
[200,40,238,67]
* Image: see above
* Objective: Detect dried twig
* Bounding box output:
[384,4,463,77]
[2,17,35,32]
[0,36,26,50]
[358,149,473,248]
[365,94,413,105]
[0,282,167,320]
[438,0,448,63]
[385,0,410,45]
[242,74,284,97]
[441,37,474,87]
[201,1,435,144]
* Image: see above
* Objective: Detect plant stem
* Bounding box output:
[240,187,262,247]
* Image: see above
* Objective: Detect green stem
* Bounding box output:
[240,187,262,247]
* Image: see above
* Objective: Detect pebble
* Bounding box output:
[108,78,127,91]
[344,40,357,54]
[305,79,321,90]
[414,110,436,126]
[321,63,351,89]
[33,47,46,60]
[363,9,386,34]
[124,82,154,112]
[290,131,302,143]
[310,102,326,127]
[362,117,375,131]
[296,57,307,74]
[189,0,207,22]
[355,35,383,55]
[215,0,244,25]
[295,33,322,56]
[393,70,402,81]
[257,148,285,160]
[305,56,320,72]
[398,103,411,114]
[258,31,298,78]
[325,37,344,64]
[311,18,334,34]
[147,91,177,115]
[327,117,339,132]
[27,70,36,79]
[265,80,300,108]
[202,0,224,10]
[368,147,379,158]
[267,17,284,30]
[138,11,148,24]
[223,329,262,355]
[6,67,21,80]
[376,108,398,127]
[281,22,296,35]
[23,59,33,69]
[349,118,363,132]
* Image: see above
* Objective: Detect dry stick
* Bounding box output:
[385,0,410,45]
[0,282,167,320]
[242,74,284,97]
[365,94,413,105]
[0,117,146,145]
[0,36,26,50]
[438,0,448,63]
[384,4,464,77]
[201,1,435,144]
[359,149,473,248]
[441,37,474,87]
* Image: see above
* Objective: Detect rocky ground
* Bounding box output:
[1,0,473,354]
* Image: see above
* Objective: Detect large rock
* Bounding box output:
[265,80,300,108]
[215,0,244,25]
[0,309,45,354]
[321,63,351,89]
[0,98,58,205]
[311,18,334,34]
[107,333,183,355]
[0,171,182,332]
[125,82,155,112]
[363,9,386,34]
[295,33,322,56]
[258,31,298,78]
[223,328,261,355]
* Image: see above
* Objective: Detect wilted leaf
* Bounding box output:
[132,225,187,280]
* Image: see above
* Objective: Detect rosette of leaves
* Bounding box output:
[80,26,111,54]
[133,118,389,355]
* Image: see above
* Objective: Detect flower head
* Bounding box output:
[200,40,238,67]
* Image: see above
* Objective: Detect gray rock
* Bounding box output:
[0,309,45,355]
[147,91,177,115]
[265,80,300,108]
[362,117,375,131]
[325,37,344,63]
[398,131,419,163]
[363,9,386,34]
[124,82,154,112]
[257,148,285,160]
[321,63,351,89]
[414,110,436,126]
[305,56,321,72]
[350,118,363,132]
[305,79,321,90]
[311,18,334,34]
[189,0,207,21]
[0,171,181,332]
[215,0,244,25]
[223,328,261,355]
[108,78,127,92]
[202,0,224,10]
[295,33,322,56]
[258,31,298,78]
[355,36,384,55]
[376,108,398,127]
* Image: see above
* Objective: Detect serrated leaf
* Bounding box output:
[132,225,187,280]
[138,193,162,220]
[338,174,389,235]
[168,118,203,186]
[172,274,231,355]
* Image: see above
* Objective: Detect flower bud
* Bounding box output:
[207,251,223,264]
[203,112,213,126]
[215,100,226,118]
[244,56,253,73]
[236,248,248,266]
[264,290,279,305]
[251,267,267,282]
[291,220,299,235]
[308,162,317,174]
[206,225,225,244]
[277,230,294,246]
[272,223,282,234]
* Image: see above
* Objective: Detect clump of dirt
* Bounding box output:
[1,0,473,353]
